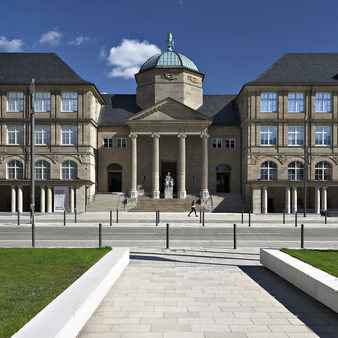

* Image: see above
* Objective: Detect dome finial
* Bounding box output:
[166,33,174,51]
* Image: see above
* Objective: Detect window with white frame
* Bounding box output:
[288,126,304,146]
[117,138,126,148]
[104,138,113,148]
[212,138,222,149]
[315,161,332,181]
[260,161,277,180]
[35,126,50,145]
[288,93,304,112]
[315,126,331,146]
[288,161,304,181]
[35,92,51,112]
[61,125,78,145]
[261,93,277,112]
[7,160,23,179]
[225,138,235,149]
[261,126,277,146]
[7,92,24,112]
[7,126,24,145]
[61,92,78,112]
[35,160,50,180]
[315,93,331,112]
[61,160,77,180]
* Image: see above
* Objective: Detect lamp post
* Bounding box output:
[303,115,307,217]
[30,79,35,224]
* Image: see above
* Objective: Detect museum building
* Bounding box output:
[1,35,338,214]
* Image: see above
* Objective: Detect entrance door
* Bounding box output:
[162,162,177,192]
[108,172,122,192]
[216,173,230,193]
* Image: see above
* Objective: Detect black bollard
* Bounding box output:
[17,210,20,226]
[301,224,304,249]
[116,208,119,223]
[99,223,102,248]
[110,210,112,226]
[75,208,77,223]
[295,211,297,227]
[199,209,202,224]
[32,222,35,248]
[156,210,158,226]
[233,223,237,249]
[166,223,169,249]
[241,210,244,224]
[158,210,160,223]
[202,211,205,227]
[325,210,327,224]
[248,211,251,227]
[64,210,66,226]
[283,209,285,225]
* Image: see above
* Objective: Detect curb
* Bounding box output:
[13,247,129,338]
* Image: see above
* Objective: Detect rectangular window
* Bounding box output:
[7,92,24,112]
[288,93,304,112]
[212,138,222,149]
[61,125,78,145]
[288,126,304,146]
[261,126,277,146]
[8,126,24,145]
[117,138,126,148]
[225,138,235,149]
[315,93,331,112]
[315,126,331,146]
[35,126,51,145]
[104,138,113,148]
[35,92,51,112]
[61,92,78,112]
[261,93,277,112]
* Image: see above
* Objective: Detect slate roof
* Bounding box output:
[98,94,241,126]
[248,53,338,86]
[0,53,90,84]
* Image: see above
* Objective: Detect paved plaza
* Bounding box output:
[79,248,338,338]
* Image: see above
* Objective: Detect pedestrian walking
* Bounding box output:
[188,200,198,217]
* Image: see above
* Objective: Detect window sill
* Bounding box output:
[61,111,78,113]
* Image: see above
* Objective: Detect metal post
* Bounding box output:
[301,224,304,249]
[64,210,66,226]
[325,210,327,224]
[295,211,297,227]
[199,208,202,224]
[166,223,169,249]
[116,208,119,223]
[17,210,20,226]
[156,210,158,226]
[110,210,112,226]
[158,209,160,223]
[99,223,102,248]
[241,210,244,224]
[32,222,35,248]
[30,79,36,226]
[283,209,285,225]
[74,208,77,223]
[233,224,237,249]
[248,210,251,227]
[202,211,205,227]
[304,116,307,217]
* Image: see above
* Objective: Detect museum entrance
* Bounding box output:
[107,163,123,192]
[162,162,177,192]
[216,163,231,193]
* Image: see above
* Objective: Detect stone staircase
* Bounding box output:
[211,193,250,213]
[86,193,128,212]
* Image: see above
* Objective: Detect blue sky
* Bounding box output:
[1,0,338,94]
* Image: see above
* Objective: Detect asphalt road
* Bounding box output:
[0,226,337,248]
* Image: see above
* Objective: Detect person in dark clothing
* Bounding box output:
[188,200,198,217]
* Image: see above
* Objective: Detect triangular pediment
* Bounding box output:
[126,98,211,122]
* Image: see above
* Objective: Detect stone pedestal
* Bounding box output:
[164,188,173,199]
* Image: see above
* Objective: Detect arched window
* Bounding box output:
[216,163,231,172]
[7,160,23,179]
[288,161,304,181]
[315,161,332,181]
[35,160,50,180]
[61,161,77,180]
[260,161,277,181]
[107,163,123,171]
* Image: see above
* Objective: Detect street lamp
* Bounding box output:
[303,115,307,217]
[30,79,35,224]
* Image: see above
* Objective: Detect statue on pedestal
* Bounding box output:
[164,172,174,198]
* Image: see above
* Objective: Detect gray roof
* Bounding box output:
[248,53,338,86]
[98,94,240,126]
[0,53,90,84]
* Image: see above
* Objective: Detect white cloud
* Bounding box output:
[106,39,161,79]
[0,36,23,52]
[39,29,62,46]
[68,35,89,46]
[99,46,107,60]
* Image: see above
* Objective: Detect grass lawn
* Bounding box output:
[0,247,111,338]
[281,249,338,278]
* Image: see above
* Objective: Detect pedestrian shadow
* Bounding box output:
[239,265,338,336]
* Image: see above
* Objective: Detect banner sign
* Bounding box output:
[54,186,69,212]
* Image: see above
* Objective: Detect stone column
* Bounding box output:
[315,186,320,215]
[285,186,291,214]
[292,187,297,213]
[40,186,45,213]
[129,132,138,198]
[11,185,16,213]
[321,186,327,212]
[262,186,268,214]
[47,186,52,213]
[200,130,209,200]
[151,132,160,199]
[252,186,261,214]
[178,132,187,199]
[17,186,23,213]
[69,186,75,213]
